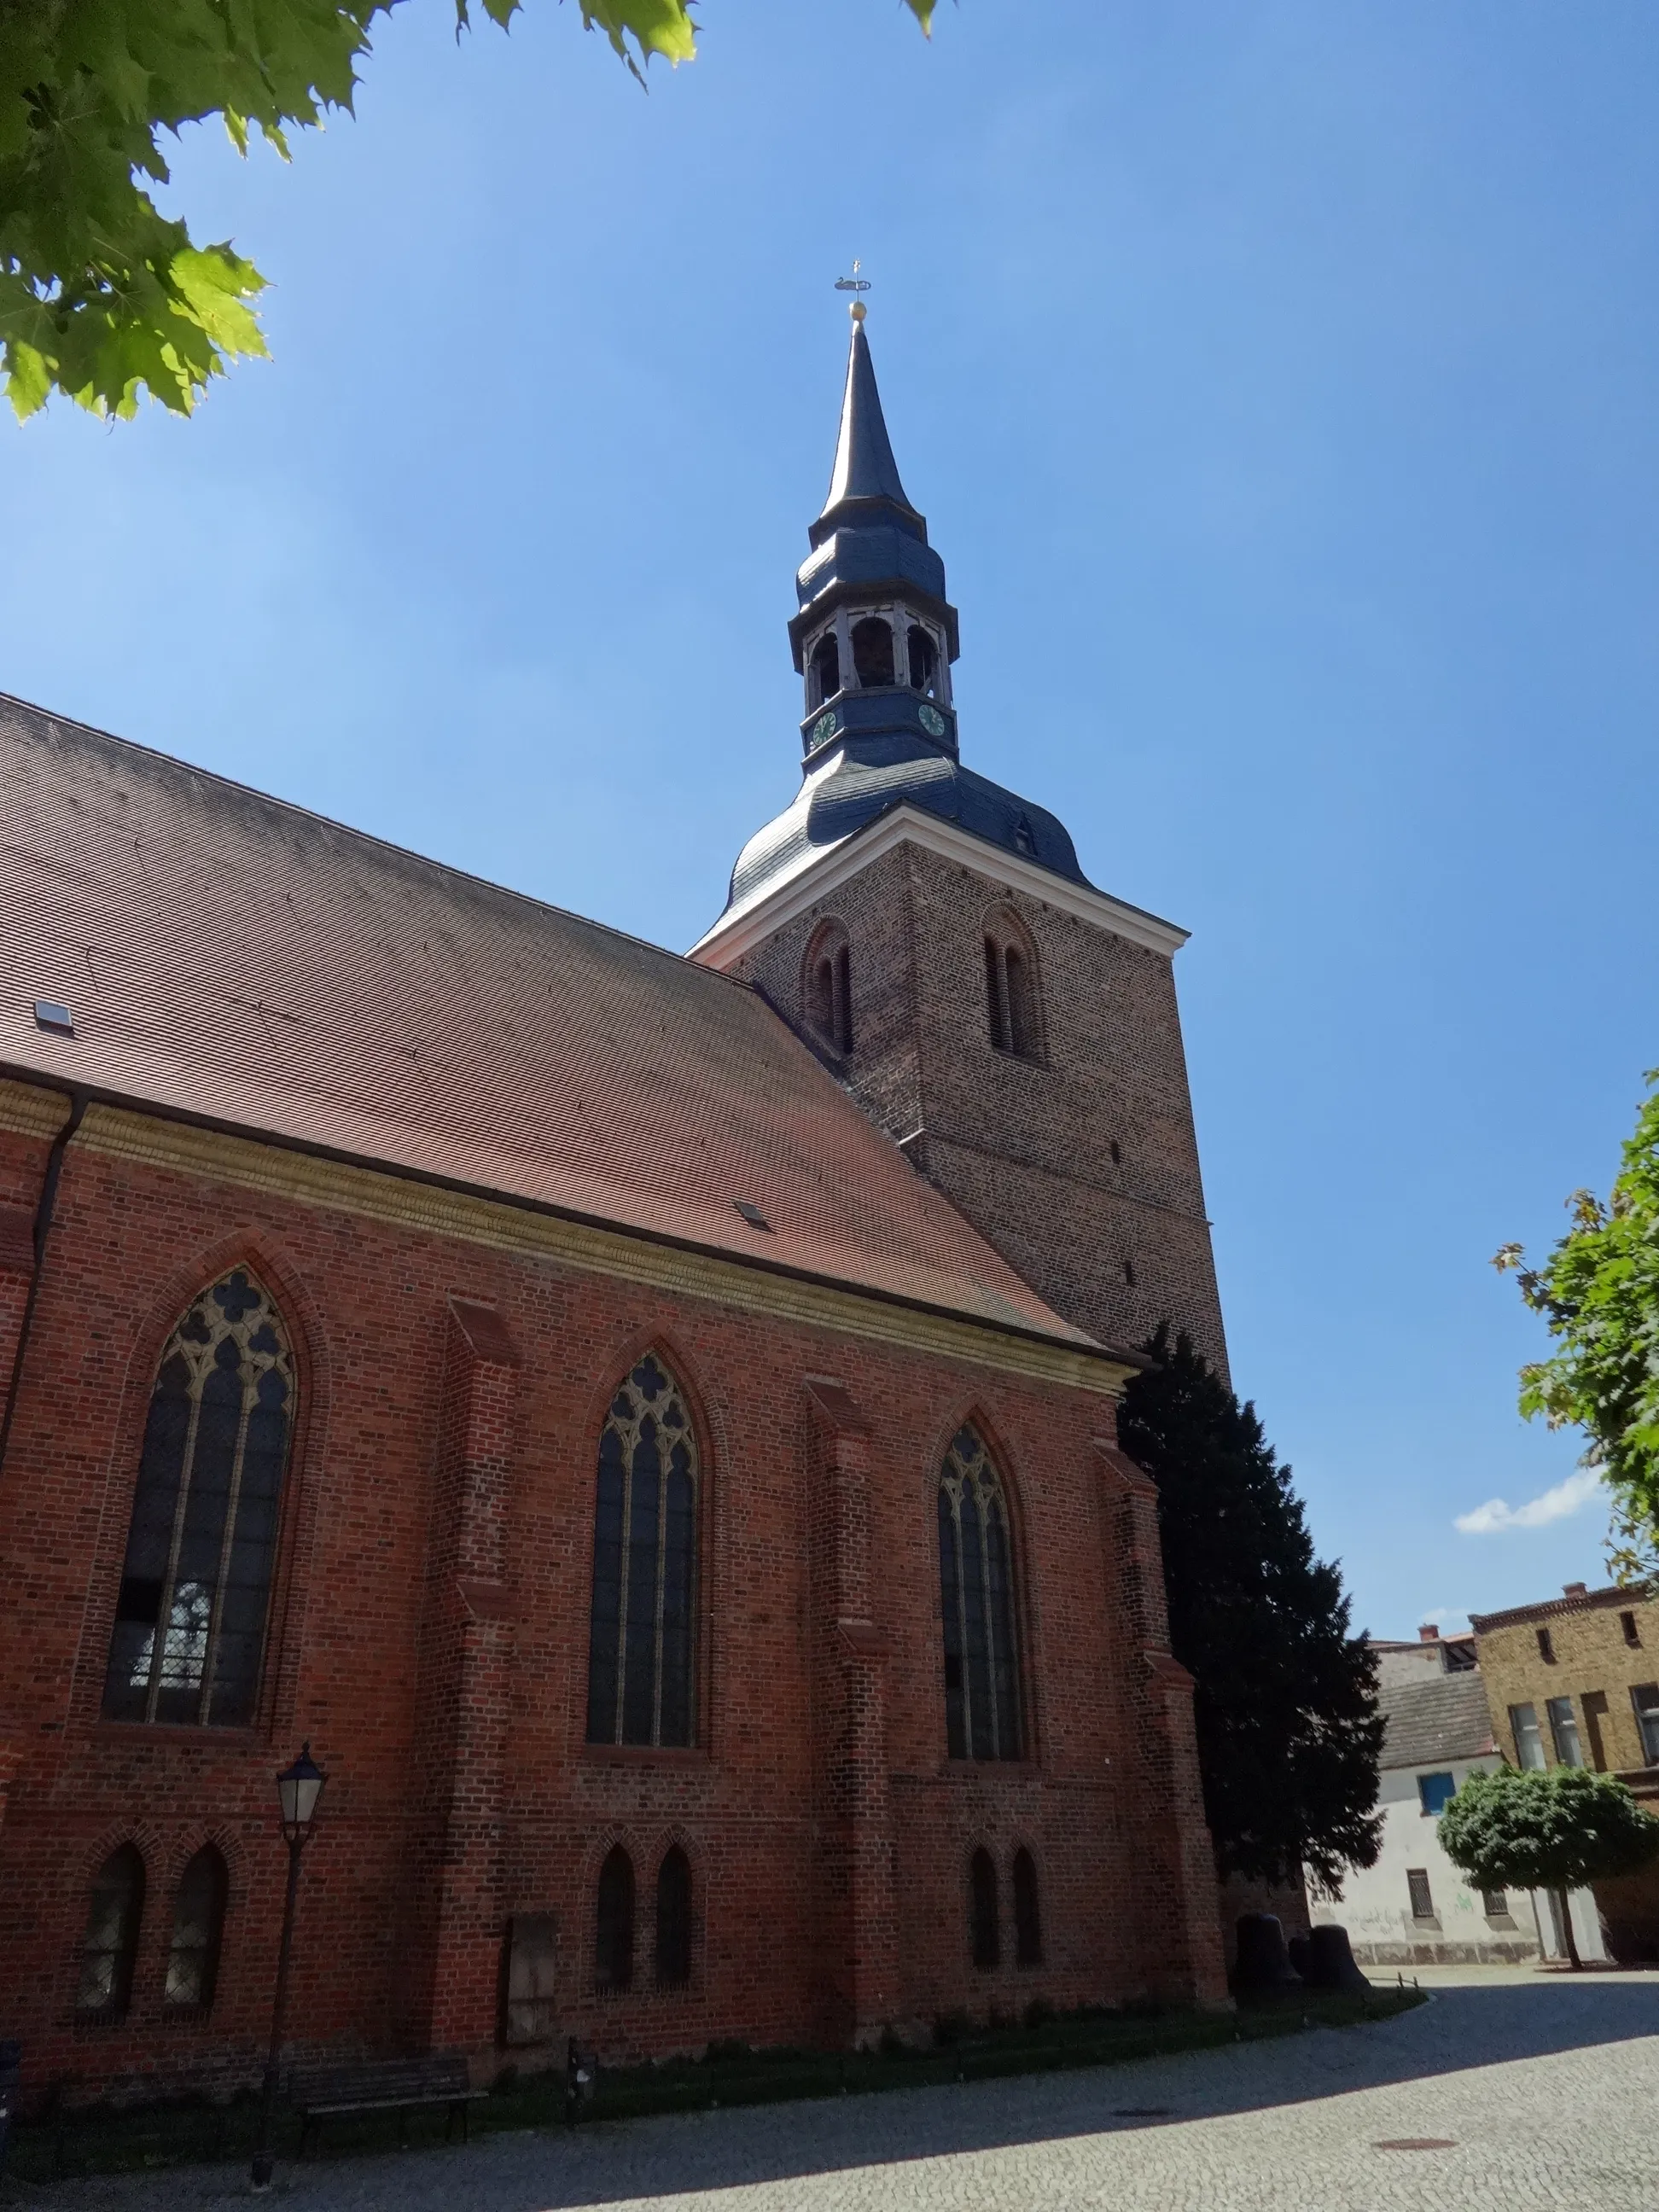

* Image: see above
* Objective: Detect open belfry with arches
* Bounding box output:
[0,305,1235,2101]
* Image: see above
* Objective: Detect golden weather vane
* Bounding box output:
[834,259,871,324]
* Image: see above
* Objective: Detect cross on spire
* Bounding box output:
[834,259,870,325]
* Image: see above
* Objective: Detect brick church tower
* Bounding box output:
[695,309,1228,1377]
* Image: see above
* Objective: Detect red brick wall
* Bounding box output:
[723,842,1230,1377]
[0,1114,1224,2104]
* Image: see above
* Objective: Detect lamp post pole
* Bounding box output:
[251,1744,326,2193]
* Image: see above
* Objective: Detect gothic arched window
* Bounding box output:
[804,919,853,1056]
[907,623,940,695]
[1013,1848,1043,1966]
[77,1843,145,2018]
[937,1424,1023,1762]
[102,1269,295,1729]
[969,1848,1000,1970]
[851,615,895,688]
[585,1354,699,1748]
[982,911,1042,1062]
[811,632,841,707]
[596,1846,635,1991]
[655,1846,692,1988]
[165,1845,228,2010]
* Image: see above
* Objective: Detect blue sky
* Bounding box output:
[4,1,1656,1639]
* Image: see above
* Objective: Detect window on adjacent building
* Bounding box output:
[1013,1848,1043,1967]
[1406,1868,1435,1921]
[938,1424,1023,1762]
[1417,1772,1457,1816]
[851,615,895,688]
[655,1847,692,1988]
[982,911,1042,1062]
[165,1846,227,2011]
[1580,1690,1610,1773]
[77,1844,145,2018]
[595,1847,635,1991]
[1511,1703,1546,1770]
[1546,1695,1583,1767]
[1621,1610,1642,1650]
[1481,1889,1510,1918]
[803,919,853,1056]
[585,1355,699,1749]
[969,1848,1000,1970]
[101,1269,295,1728]
[1632,1682,1659,1767]
[1536,1627,1556,1663]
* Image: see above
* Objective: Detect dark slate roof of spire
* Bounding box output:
[819,321,917,523]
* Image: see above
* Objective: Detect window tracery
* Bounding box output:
[166,1846,228,2010]
[937,1424,1023,1762]
[585,1355,699,1748]
[77,1844,144,2018]
[102,1268,295,1728]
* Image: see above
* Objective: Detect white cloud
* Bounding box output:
[1454,1470,1604,1535]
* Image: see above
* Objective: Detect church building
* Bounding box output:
[0,312,1231,2102]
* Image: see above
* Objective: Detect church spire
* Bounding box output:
[820,311,917,522]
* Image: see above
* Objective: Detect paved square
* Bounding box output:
[18,1968,1659,2212]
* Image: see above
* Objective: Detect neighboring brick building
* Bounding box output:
[1472,1581,1659,1961]
[0,313,1233,2107]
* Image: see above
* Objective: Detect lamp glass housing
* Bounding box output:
[276,1743,325,1838]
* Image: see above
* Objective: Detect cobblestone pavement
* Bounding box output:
[18,1969,1659,2212]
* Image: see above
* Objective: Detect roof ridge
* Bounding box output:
[0,690,755,995]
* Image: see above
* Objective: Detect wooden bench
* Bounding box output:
[290,2054,481,2155]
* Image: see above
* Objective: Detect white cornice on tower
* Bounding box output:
[690,802,1189,969]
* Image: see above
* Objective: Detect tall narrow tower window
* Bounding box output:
[803,919,853,1055]
[907,624,939,694]
[982,911,1043,1063]
[811,632,841,706]
[938,1424,1023,1761]
[851,615,895,688]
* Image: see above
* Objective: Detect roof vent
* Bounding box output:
[34,1000,74,1036]
[733,1199,771,1231]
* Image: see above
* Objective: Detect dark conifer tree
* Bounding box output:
[1118,1326,1383,1889]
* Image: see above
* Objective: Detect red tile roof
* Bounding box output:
[0,695,1109,1354]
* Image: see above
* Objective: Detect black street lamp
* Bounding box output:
[251,1743,326,2192]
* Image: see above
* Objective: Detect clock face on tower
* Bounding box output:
[918,703,946,737]
[811,712,838,747]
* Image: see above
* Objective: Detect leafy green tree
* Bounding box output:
[1496,1071,1659,1580]
[1118,1326,1384,1891]
[2,0,934,422]
[1439,1765,1659,1969]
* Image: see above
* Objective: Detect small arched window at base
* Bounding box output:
[78,1844,145,2019]
[1013,1848,1042,1966]
[596,1846,635,1991]
[970,1848,1000,1971]
[655,1847,692,1988]
[166,1845,228,2010]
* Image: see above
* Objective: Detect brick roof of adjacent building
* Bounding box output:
[1377,1671,1497,1770]
[0,694,1115,1354]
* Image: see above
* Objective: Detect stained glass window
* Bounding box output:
[937,1425,1022,1762]
[585,1355,699,1748]
[969,1848,1000,1970]
[165,1846,227,2010]
[102,1270,295,1728]
[77,1844,144,2017]
[655,1847,692,1988]
[596,1846,635,1991]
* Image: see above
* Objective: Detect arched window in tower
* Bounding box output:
[811,631,841,707]
[851,614,896,688]
[102,1268,296,1729]
[969,1848,1000,1970]
[166,1845,228,2010]
[1013,1848,1043,1966]
[937,1424,1023,1762]
[595,1845,635,1990]
[77,1843,145,2018]
[982,911,1043,1063]
[585,1354,699,1748]
[906,623,940,696]
[655,1846,693,1988]
[803,918,853,1055]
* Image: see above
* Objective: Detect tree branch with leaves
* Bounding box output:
[1496,1070,1659,1583]
[1,0,934,422]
